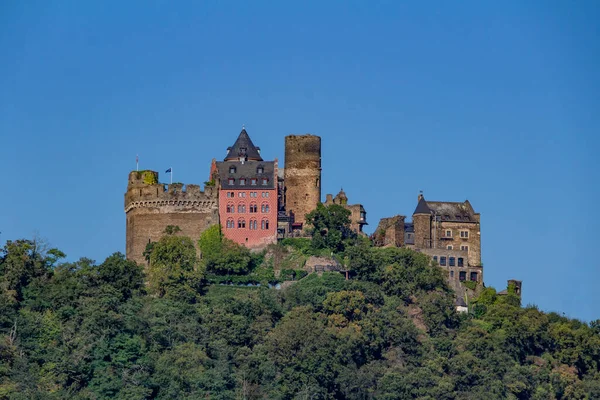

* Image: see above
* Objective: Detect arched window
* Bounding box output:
[238,203,246,213]
[238,219,246,229]
[261,203,270,213]
[249,220,257,230]
[261,219,270,230]
[227,203,235,213]
[249,203,257,213]
[226,219,234,229]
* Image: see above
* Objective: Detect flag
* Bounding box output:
[165,168,172,173]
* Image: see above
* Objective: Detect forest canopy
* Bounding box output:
[0,224,599,399]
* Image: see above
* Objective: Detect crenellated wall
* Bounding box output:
[124,170,219,266]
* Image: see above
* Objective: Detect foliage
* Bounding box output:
[305,203,357,253]
[0,235,598,399]
[147,234,203,302]
[462,280,477,291]
[198,225,253,275]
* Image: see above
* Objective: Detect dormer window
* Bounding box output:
[257,166,264,174]
[229,166,236,174]
[228,178,235,185]
[240,178,246,186]
[261,178,268,186]
[251,178,257,186]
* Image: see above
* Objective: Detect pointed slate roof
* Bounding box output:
[413,197,432,215]
[224,129,263,162]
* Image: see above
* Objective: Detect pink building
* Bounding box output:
[213,129,278,248]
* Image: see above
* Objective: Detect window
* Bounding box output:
[360,211,366,221]
[238,204,246,213]
[238,219,246,229]
[257,166,264,174]
[261,192,269,198]
[239,178,246,186]
[238,192,246,198]
[433,256,438,263]
[459,271,466,281]
[460,230,469,238]
[250,192,257,198]
[461,245,469,252]
[228,178,234,185]
[450,270,454,278]
[261,203,270,213]
[449,257,455,266]
[249,203,257,213]
[250,178,257,186]
[458,257,464,267]
[445,230,452,237]
[261,220,270,230]
[226,204,235,213]
[226,219,234,229]
[249,220,257,230]
[229,166,236,174]
[447,245,453,250]
[261,178,268,185]
[470,272,478,282]
[440,256,447,266]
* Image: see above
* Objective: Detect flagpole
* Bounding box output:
[136,155,139,171]
[170,167,173,184]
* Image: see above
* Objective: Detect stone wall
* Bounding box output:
[125,171,219,266]
[284,135,321,225]
[373,215,405,247]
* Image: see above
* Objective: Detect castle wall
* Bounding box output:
[284,135,321,226]
[125,171,219,266]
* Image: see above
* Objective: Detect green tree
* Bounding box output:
[148,234,203,301]
[198,225,252,275]
[305,203,356,253]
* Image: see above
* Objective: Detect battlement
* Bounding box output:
[124,170,218,213]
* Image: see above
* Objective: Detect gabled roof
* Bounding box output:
[412,196,477,221]
[224,129,263,162]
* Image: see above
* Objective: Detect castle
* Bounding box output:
[125,127,519,306]
[125,128,368,265]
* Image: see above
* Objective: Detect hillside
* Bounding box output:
[1,207,599,399]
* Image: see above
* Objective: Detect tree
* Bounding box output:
[147,234,203,301]
[198,225,252,275]
[305,203,356,253]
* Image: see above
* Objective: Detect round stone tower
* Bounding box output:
[284,134,321,226]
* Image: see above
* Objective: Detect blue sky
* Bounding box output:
[1,1,598,321]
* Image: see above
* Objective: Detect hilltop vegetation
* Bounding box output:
[0,205,599,399]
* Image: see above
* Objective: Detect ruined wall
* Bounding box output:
[373,215,405,247]
[125,171,219,266]
[284,135,321,225]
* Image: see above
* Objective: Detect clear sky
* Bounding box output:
[1,1,598,321]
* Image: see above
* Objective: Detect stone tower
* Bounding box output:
[124,170,219,266]
[284,134,321,226]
